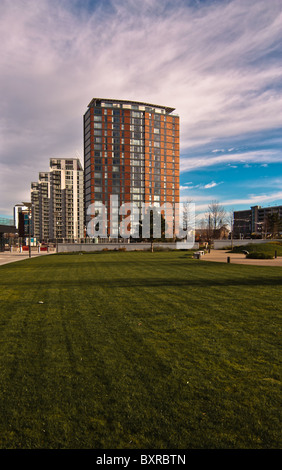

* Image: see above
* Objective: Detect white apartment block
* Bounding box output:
[29,158,84,242]
[49,158,84,240]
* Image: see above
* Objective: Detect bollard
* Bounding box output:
[275,250,277,259]
[227,256,230,263]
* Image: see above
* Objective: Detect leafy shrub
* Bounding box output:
[246,252,273,259]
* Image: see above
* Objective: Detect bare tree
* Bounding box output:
[264,212,282,239]
[207,200,228,239]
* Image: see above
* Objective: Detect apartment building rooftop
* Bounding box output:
[87,98,176,114]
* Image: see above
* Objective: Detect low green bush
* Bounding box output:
[246,252,273,259]
[231,242,282,257]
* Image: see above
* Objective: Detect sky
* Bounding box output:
[0,0,282,224]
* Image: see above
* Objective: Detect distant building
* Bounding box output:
[233,209,252,238]
[233,204,282,238]
[31,182,40,239]
[14,204,30,238]
[38,172,50,241]
[17,157,84,243]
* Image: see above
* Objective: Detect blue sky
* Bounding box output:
[0,0,281,223]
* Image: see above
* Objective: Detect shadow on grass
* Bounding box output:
[1,276,282,288]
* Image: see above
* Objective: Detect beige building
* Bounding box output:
[49,158,84,240]
[38,172,50,241]
[29,158,84,242]
[31,182,40,240]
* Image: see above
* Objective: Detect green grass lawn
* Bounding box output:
[0,251,281,449]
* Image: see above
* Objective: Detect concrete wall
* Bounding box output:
[57,242,199,253]
[214,239,281,250]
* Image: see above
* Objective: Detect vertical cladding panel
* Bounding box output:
[144,112,151,203]
[160,120,165,205]
[124,109,131,204]
[174,116,180,207]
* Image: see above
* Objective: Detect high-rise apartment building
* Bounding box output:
[84,98,180,235]
[31,182,40,239]
[49,158,84,240]
[38,172,50,241]
[31,172,50,241]
[28,158,84,242]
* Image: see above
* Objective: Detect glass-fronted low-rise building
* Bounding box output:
[84,98,180,235]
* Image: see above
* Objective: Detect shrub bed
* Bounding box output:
[246,252,274,259]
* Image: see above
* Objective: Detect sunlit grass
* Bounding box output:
[0,251,281,448]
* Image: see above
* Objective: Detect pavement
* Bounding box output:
[1,249,282,267]
[201,250,282,266]
[0,251,54,266]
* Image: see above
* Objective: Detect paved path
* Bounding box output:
[0,252,54,266]
[201,250,282,266]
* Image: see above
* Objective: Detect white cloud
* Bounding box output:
[180,190,282,214]
[203,181,222,189]
[180,150,282,172]
[223,191,282,207]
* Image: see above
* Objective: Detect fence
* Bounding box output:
[57,242,199,253]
